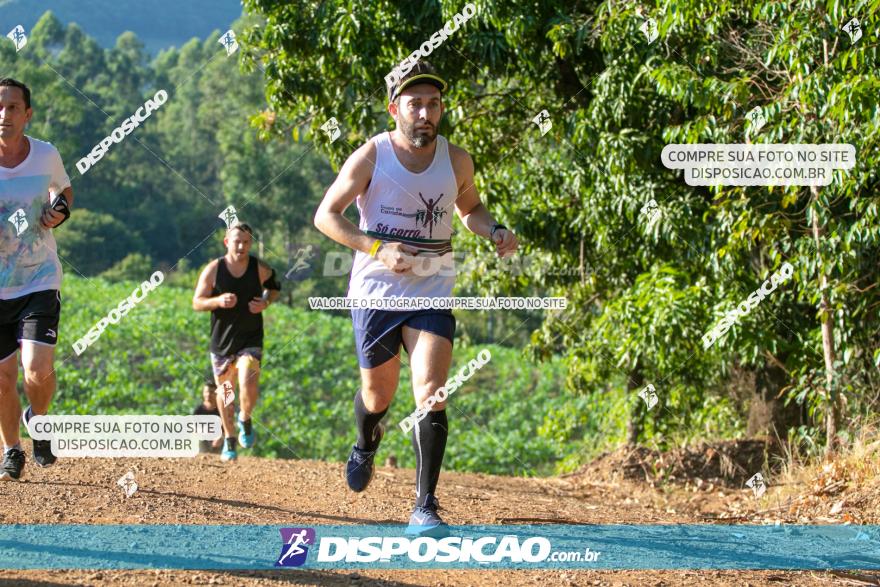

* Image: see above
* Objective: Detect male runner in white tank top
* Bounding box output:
[314,61,518,535]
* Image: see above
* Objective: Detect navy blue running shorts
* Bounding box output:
[351,308,455,369]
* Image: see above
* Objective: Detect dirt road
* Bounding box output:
[0,450,869,586]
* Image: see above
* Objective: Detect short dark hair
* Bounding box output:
[0,78,31,109]
[227,222,254,237]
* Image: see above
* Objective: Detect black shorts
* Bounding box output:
[0,289,61,361]
[351,308,455,369]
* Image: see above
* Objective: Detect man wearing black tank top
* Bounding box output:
[192,223,281,462]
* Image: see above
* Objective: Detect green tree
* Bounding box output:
[101,252,155,281]
[2,11,334,281]
[55,209,147,275]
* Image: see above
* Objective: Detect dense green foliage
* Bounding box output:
[243,0,880,454]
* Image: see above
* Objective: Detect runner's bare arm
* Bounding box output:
[314,140,378,254]
[315,140,417,273]
[450,146,518,257]
[192,261,226,311]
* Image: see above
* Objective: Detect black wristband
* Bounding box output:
[50,193,71,228]
[263,268,282,292]
[490,223,507,237]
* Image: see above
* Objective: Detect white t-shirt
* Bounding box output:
[0,136,71,299]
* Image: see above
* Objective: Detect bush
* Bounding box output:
[100,253,155,282]
[55,209,147,275]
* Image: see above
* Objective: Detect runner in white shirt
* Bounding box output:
[314,62,518,535]
[0,78,74,481]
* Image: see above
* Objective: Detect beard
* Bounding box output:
[400,118,437,148]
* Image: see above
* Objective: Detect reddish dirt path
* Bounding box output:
[0,450,867,586]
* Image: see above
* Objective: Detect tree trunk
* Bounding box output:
[626,369,646,445]
[811,187,838,455]
[579,238,586,286]
[285,230,292,306]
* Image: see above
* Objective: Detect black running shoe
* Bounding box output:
[406,494,449,537]
[32,439,56,467]
[345,424,384,492]
[0,448,26,481]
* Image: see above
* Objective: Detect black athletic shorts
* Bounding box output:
[0,289,61,361]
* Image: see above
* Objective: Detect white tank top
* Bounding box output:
[347,132,458,299]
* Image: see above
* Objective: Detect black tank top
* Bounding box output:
[210,256,263,355]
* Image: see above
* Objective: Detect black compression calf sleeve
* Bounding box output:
[412,409,448,505]
[354,389,387,452]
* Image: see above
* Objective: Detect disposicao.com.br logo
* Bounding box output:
[315,534,588,564]
[274,526,602,568]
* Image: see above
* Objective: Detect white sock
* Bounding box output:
[3,443,21,454]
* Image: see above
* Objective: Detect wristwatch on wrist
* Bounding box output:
[490,223,507,237]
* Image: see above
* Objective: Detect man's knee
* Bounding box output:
[215,364,235,386]
[22,363,54,387]
[214,377,235,401]
[360,386,394,412]
[0,370,17,394]
[239,367,260,387]
[414,381,447,411]
[359,358,400,412]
